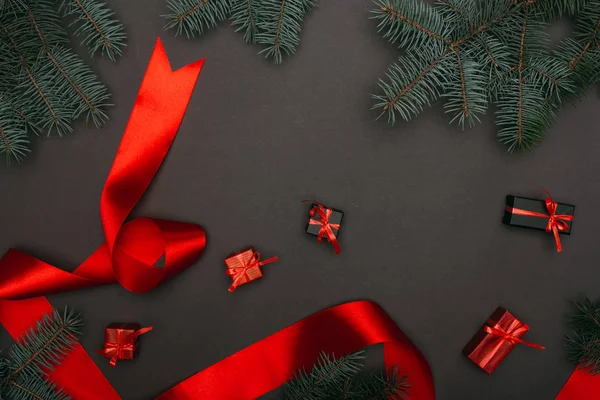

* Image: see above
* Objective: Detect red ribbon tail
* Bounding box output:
[552,226,563,252]
[259,256,279,267]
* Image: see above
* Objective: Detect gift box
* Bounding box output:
[463,307,544,374]
[306,202,344,254]
[98,323,153,367]
[503,195,575,233]
[225,248,278,292]
[503,193,575,252]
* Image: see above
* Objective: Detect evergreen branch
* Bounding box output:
[0,102,29,164]
[568,17,599,70]
[230,0,260,43]
[372,50,450,124]
[566,298,600,374]
[516,8,528,146]
[285,351,365,400]
[59,0,126,60]
[0,23,73,136]
[163,0,230,38]
[256,0,316,64]
[356,367,410,400]
[0,308,81,400]
[25,3,110,127]
[371,0,450,53]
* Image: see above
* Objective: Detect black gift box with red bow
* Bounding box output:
[502,195,575,234]
[306,203,344,238]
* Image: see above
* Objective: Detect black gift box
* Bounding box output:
[502,195,575,234]
[306,203,344,238]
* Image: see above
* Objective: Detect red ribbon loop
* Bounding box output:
[505,190,573,252]
[98,327,153,367]
[227,252,279,292]
[0,38,206,399]
[306,201,341,254]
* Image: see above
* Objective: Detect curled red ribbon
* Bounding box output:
[227,251,279,292]
[0,38,206,399]
[305,201,342,254]
[98,327,153,367]
[157,300,435,400]
[505,190,573,252]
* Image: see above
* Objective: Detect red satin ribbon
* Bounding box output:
[306,201,342,254]
[227,251,279,292]
[505,190,573,252]
[157,300,435,400]
[0,38,205,399]
[98,326,153,367]
[556,366,600,399]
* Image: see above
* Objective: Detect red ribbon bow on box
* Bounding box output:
[307,201,341,254]
[98,326,153,367]
[479,321,545,368]
[226,250,278,292]
[505,189,573,252]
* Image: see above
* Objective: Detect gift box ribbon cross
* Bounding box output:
[227,251,278,292]
[505,190,573,252]
[98,326,153,367]
[308,202,341,254]
[480,321,545,369]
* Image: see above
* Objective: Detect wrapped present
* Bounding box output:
[503,190,575,252]
[305,201,344,254]
[463,307,544,374]
[97,323,153,367]
[225,248,278,292]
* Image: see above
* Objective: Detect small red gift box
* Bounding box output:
[225,248,278,292]
[463,307,544,374]
[98,323,153,367]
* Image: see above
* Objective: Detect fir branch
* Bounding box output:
[285,351,365,400]
[25,2,111,127]
[59,0,126,61]
[371,0,451,52]
[0,307,82,400]
[256,0,316,64]
[0,100,29,164]
[566,298,600,374]
[163,0,231,38]
[284,351,409,400]
[230,0,260,43]
[0,23,73,136]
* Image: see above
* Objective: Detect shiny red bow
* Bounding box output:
[505,190,573,252]
[98,326,153,367]
[479,321,545,368]
[307,201,341,254]
[226,250,278,292]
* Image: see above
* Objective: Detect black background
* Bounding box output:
[1,0,600,399]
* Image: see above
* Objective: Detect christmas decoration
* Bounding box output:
[463,307,544,374]
[156,301,434,400]
[556,298,600,400]
[163,0,317,64]
[0,38,206,399]
[225,248,278,292]
[0,308,81,400]
[370,0,600,151]
[97,324,153,367]
[284,351,409,400]
[503,190,574,252]
[0,0,126,163]
[305,201,343,254]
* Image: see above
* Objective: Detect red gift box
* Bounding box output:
[98,323,152,367]
[225,248,278,292]
[463,307,544,374]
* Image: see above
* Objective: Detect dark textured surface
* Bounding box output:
[1,1,600,399]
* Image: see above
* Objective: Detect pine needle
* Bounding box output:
[566,298,600,374]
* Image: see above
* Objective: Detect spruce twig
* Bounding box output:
[284,351,409,400]
[566,298,600,374]
[370,0,599,152]
[0,307,83,400]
